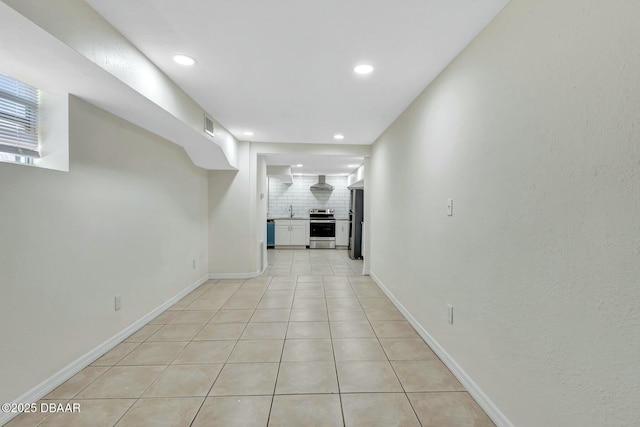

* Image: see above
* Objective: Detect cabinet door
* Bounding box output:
[305,220,310,245]
[289,223,307,246]
[336,220,349,246]
[275,224,290,246]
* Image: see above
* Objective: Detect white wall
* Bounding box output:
[208,141,259,276]
[362,158,371,275]
[3,0,238,170]
[208,142,372,278]
[255,155,268,271]
[268,175,350,219]
[347,164,364,188]
[0,96,209,404]
[369,1,640,426]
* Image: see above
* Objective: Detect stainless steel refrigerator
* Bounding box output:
[348,189,364,260]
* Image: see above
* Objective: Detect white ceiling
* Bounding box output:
[265,154,364,176]
[2,0,509,176]
[86,0,509,148]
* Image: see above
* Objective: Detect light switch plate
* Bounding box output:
[447,198,453,216]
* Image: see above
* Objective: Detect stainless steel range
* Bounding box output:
[309,208,336,249]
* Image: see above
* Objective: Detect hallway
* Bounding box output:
[7,250,493,426]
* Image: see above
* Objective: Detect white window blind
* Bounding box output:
[0,73,40,158]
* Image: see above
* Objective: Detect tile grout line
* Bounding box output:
[264,273,295,425]
[144,279,237,426]
[20,251,363,426]
[351,274,423,426]
[324,275,347,427]
[65,284,221,427]
[188,276,268,426]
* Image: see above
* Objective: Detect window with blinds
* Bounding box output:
[0,73,40,158]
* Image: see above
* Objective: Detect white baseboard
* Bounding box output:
[369,271,513,427]
[208,261,269,280]
[209,270,263,279]
[0,274,209,427]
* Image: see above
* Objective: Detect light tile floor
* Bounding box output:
[7,250,494,427]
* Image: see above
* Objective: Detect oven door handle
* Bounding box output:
[310,220,336,223]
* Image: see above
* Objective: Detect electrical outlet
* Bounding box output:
[115,295,122,311]
[447,304,453,324]
[447,198,453,216]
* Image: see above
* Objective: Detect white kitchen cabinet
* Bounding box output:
[275,219,309,247]
[336,220,349,246]
[305,220,310,245]
[275,221,291,246]
[290,220,307,246]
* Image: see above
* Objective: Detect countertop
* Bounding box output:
[267,217,349,221]
[268,217,309,220]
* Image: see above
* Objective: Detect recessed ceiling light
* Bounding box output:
[334,134,345,140]
[354,64,374,75]
[173,54,197,66]
[293,164,303,167]
[348,164,359,168]
[243,131,254,136]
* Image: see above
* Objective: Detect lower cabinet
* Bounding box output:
[274,222,290,246]
[290,221,307,246]
[336,220,349,246]
[274,220,308,246]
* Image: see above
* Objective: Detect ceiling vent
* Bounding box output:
[310,175,334,191]
[204,115,214,137]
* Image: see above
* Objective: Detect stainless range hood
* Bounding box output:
[310,175,334,191]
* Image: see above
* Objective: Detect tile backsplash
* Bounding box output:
[268,175,350,218]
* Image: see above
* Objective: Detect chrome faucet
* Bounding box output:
[289,204,294,218]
